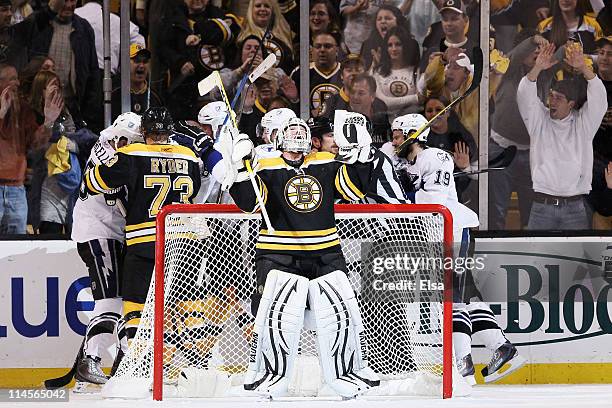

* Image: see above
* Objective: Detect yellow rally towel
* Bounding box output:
[45,135,71,176]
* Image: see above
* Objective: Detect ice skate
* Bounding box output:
[456,353,476,385]
[481,342,526,383]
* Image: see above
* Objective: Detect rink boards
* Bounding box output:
[0,237,611,387]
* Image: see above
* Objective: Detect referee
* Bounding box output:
[308,116,408,204]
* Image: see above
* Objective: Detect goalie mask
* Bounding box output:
[100,112,143,147]
[333,110,372,148]
[274,117,311,153]
[198,101,235,137]
[256,108,296,144]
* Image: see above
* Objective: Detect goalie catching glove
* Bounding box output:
[214,125,254,191]
[333,110,375,164]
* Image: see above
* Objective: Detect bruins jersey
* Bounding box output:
[291,63,342,116]
[84,143,202,257]
[229,152,372,257]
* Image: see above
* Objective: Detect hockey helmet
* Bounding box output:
[333,110,372,147]
[142,107,174,134]
[100,112,143,146]
[274,117,311,153]
[198,101,235,137]
[257,108,296,143]
[307,116,333,139]
[392,113,429,156]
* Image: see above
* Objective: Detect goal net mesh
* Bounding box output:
[104,204,454,399]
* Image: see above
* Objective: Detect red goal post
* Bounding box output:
[153,203,454,400]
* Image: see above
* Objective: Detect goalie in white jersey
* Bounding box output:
[71,112,143,387]
[390,113,526,385]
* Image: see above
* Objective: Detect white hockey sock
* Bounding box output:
[84,298,123,359]
[452,305,472,359]
[467,302,507,351]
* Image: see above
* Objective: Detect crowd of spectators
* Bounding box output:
[0,0,610,235]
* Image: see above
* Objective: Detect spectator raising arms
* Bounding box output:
[0,63,62,234]
[518,43,607,230]
[538,0,604,56]
[237,0,295,75]
[370,25,422,123]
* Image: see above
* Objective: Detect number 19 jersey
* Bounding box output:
[84,143,202,258]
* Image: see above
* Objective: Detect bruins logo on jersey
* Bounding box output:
[199,45,225,70]
[284,175,322,212]
[310,83,340,115]
[389,81,409,97]
[264,39,283,68]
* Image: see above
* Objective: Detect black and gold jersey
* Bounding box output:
[291,62,342,116]
[229,152,372,257]
[84,143,202,257]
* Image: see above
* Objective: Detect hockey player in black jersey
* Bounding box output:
[223,111,380,398]
[84,107,202,360]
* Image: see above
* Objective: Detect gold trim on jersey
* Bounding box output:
[257,226,339,251]
[250,176,268,214]
[339,88,349,103]
[118,143,199,161]
[211,18,229,43]
[125,221,157,246]
[85,167,109,195]
[126,221,156,231]
[254,99,267,114]
[335,165,364,202]
[310,62,341,80]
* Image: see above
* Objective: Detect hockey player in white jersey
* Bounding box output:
[71,112,143,388]
[390,113,525,385]
[254,107,296,159]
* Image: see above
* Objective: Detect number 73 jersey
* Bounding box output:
[84,143,202,257]
[403,147,478,241]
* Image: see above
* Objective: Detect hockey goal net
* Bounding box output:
[105,204,456,400]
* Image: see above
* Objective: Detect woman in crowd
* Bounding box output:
[538,0,603,55]
[370,25,422,123]
[360,5,409,71]
[28,70,78,234]
[309,0,350,57]
[237,0,295,75]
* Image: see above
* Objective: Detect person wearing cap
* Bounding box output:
[424,47,505,139]
[110,44,162,120]
[587,36,612,229]
[308,116,338,154]
[518,42,607,230]
[75,0,145,76]
[421,0,478,71]
[290,31,342,117]
[12,0,101,131]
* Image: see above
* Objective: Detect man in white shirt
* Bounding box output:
[75,0,144,75]
[517,42,607,230]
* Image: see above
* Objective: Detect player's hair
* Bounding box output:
[237,0,294,54]
[377,25,420,77]
[349,73,376,95]
[29,70,62,116]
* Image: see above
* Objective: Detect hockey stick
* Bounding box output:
[453,146,517,177]
[43,338,85,389]
[396,47,484,155]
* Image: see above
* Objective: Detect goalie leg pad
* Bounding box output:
[244,269,309,397]
[309,270,380,398]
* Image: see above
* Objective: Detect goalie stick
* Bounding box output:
[43,339,85,389]
[396,46,484,155]
[453,146,517,177]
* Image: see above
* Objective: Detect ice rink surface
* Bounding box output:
[14,385,612,408]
